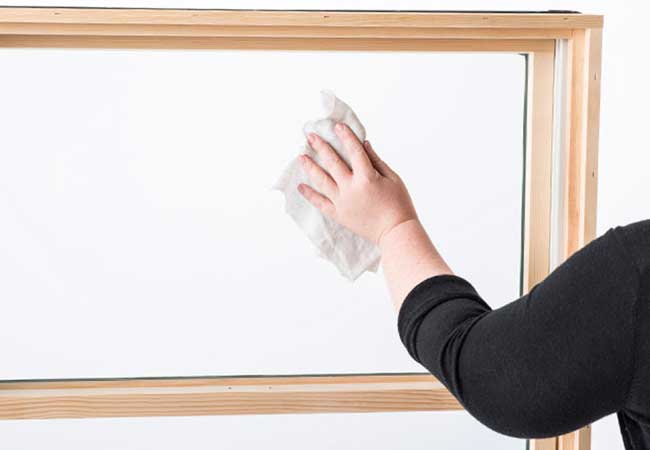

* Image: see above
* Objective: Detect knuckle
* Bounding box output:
[325,154,340,168]
[338,127,353,142]
[326,155,343,171]
[353,144,367,158]
[303,158,318,175]
[325,146,339,159]
[356,173,372,185]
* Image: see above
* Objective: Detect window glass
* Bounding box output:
[0,49,525,378]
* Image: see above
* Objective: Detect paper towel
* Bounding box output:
[274,90,381,281]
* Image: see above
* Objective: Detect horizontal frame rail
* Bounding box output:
[0,35,556,51]
[0,9,603,31]
[0,374,460,420]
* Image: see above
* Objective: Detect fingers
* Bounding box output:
[299,154,338,198]
[307,133,351,182]
[363,140,395,178]
[297,183,335,218]
[334,123,374,177]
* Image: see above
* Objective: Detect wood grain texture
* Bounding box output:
[525,48,559,450]
[531,437,559,450]
[566,28,602,255]
[0,374,461,420]
[559,426,591,450]
[0,35,555,52]
[0,8,604,30]
[559,26,602,450]
[0,23,573,39]
[523,49,555,291]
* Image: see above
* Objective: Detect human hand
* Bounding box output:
[298,122,418,246]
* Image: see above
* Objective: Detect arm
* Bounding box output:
[378,218,452,310]
[395,226,639,438]
[298,124,643,438]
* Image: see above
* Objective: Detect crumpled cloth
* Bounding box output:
[274,90,381,280]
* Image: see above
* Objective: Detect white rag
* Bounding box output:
[274,90,381,281]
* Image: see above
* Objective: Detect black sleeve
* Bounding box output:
[398,221,647,439]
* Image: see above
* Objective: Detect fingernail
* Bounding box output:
[307,133,316,144]
[335,122,344,132]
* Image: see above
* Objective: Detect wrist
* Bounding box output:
[378,217,425,252]
[378,217,453,310]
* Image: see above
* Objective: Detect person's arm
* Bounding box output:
[378,218,452,310]
[298,124,645,439]
[298,123,450,309]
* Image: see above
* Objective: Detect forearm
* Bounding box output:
[379,218,453,311]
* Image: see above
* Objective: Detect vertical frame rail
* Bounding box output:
[525,48,558,450]
[558,26,603,450]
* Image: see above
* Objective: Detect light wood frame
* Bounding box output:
[0,8,602,450]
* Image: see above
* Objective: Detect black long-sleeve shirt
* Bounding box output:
[397,219,650,449]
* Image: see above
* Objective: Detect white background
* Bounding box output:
[0,50,523,379]
[0,1,646,449]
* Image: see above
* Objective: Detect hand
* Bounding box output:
[297,122,418,246]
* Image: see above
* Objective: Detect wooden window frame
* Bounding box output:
[0,8,602,450]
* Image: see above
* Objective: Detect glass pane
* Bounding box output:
[0,411,526,450]
[0,49,525,379]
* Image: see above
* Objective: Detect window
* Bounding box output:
[0,8,602,450]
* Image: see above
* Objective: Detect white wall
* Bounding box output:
[1,1,646,449]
